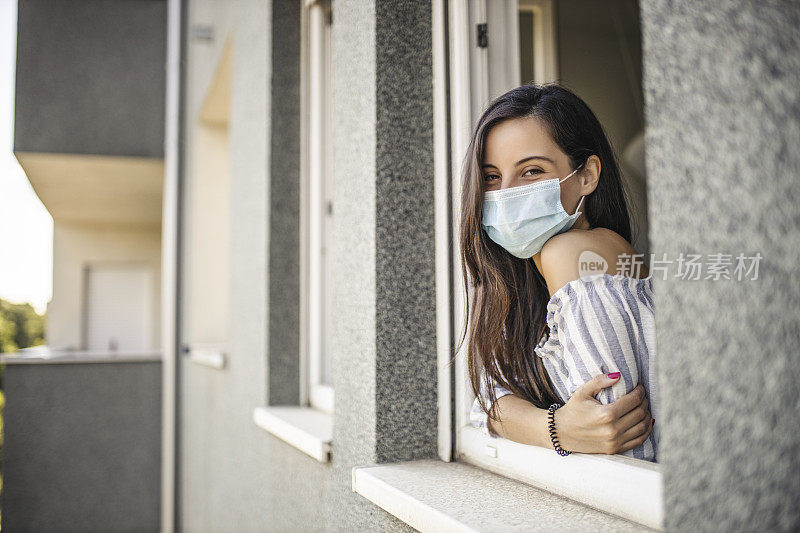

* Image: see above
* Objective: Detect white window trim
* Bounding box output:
[437,0,664,529]
[300,0,334,417]
[259,0,334,466]
[352,465,471,533]
[433,0,454,463]
[459,426,662,528]
[253,406,332,463]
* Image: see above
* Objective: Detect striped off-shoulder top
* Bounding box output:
[469,273,660,462]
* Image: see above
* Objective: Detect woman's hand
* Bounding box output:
[554,373,653,454]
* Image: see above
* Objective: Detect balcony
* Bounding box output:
[0,348,162,531]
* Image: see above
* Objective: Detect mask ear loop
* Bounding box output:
[558,160,586,184]
[573,194,586,216]
[558,166,580,184]
[559,161,587,216]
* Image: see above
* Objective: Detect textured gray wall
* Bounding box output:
[374,0,438,464]
[267,0,301,406]
[640,1,800,531]
[1,361,162,532]
[178,1,332,531]
[14,0,166,157]
[326,0,437,530]
[179,0,437,530]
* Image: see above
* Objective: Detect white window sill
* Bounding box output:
[459,425,663,529]
[352,459,651,532]
[253,405,332,463]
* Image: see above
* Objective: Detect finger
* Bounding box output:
[618,410,651,442]
[608,383,646,418]
[576,372,621,401]
[618,417,654,453]
[616,396,649,432]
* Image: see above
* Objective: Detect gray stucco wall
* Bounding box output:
[1,361,162,532]
[14,0,166,157]
[374,0,438,464]
[327,0,438,530]
[178,0,435,531]
[178,1,333,531]
[267,0,301,406]
[640,1,800,531]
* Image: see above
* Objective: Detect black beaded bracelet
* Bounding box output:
[547,403,571,456]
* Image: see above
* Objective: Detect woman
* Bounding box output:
[460,83,658,461]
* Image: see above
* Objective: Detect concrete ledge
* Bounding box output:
[0,350,162,365]
[352,459,651,532]
[253,406,332,463]
[459,426,662,529]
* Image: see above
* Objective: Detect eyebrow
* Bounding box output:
[481,155,555,169]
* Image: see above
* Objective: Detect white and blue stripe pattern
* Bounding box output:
[470,273,659,461]
[469,366,514,439]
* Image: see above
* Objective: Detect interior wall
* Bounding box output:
[557,0,649,256]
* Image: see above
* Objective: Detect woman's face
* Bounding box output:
[481,116,585,216]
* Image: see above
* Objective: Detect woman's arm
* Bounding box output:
[530,228,658,459]
[486,373,653,454]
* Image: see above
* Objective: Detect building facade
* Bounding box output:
[14,0,166,354]
[5,0,799,531]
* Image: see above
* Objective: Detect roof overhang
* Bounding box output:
[14,151,163,228]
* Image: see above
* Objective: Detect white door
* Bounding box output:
[85,264,153,352]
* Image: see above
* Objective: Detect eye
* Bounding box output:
[523,168,544,177]
[483,174,500,182]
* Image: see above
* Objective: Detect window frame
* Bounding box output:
[256,0,332,467]
[437,0,664,529]
[299,0,334,416]
[517,0,558,85]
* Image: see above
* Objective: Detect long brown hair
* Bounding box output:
[457,83,633,426]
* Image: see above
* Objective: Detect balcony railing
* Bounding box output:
[0,346,162,531]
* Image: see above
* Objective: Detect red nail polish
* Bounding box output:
[607,372,620,379]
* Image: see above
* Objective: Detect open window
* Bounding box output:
[252,0,333,463]
[440,0,661,528]
[299,0,334,416]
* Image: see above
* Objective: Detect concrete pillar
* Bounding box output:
[640,1,800,530]
[328,0,438,529]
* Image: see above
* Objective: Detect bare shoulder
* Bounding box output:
[539,228,642,296]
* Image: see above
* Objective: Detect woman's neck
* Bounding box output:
[531,215,591,273]
[572,214,591,231]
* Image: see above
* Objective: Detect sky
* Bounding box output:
[0,0,53,314]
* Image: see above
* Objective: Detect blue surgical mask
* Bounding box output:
[481,165,585,258]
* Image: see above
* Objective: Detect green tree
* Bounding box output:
[0,298,46,353]
[0,313,17,353]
